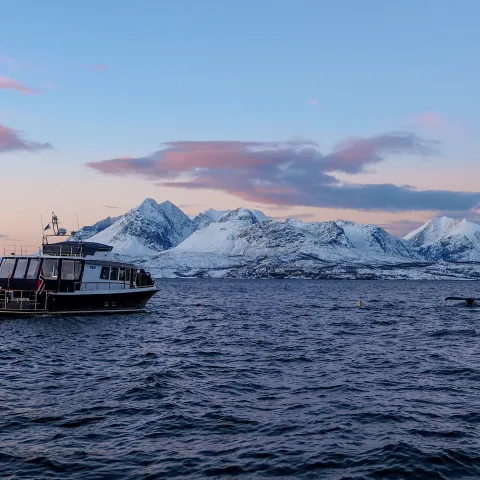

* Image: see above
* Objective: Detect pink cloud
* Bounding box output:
[83,134,469,213]
[84,64,107,71]
[409,111,444,129]
[0,76,42,94]
[326,132,439,173]
[0,124,52,153]
[308,97,319,106]
[0,53,24,70]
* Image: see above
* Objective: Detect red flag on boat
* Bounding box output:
[37,268,45,293]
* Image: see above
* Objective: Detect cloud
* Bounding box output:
[86,132,480,212]
[177,203,203,208]
[0,53,23,70]
[408,111,444,130]
[84,64,107,71]
[104,205,120,209]
[308,97,319,106]
[0,76,41,94]
[271,212,317,221]
[0,124,53,153]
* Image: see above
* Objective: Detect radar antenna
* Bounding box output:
[42,211,69,244]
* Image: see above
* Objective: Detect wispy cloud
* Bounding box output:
[86,132,480,212]
[271,212,317,221]
[83,64,107,71]
[0,76,42,94]
[0,53,24,70]
[407,111,445,131]
[104,205,120,209]
[177,203,203,209]
[0,124,53,153]
[308,97,319,106]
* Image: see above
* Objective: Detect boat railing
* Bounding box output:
[74,282,155,291]
[0,289,48,311]
[42,245,84,257]
[2,245,41,256]
[1,244,86,258]
[75,281,132,291]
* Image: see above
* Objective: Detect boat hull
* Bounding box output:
[0,287,159,316]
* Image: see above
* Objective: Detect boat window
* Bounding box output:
[100,266,110,280]
[126,269,131,282]
[0,258,16,278]
[119,268,126,282]
[74,261,82,281]
[13,259,28,279]
[61,260,75,280]
[110,267,119,281]
[26,259,41,279]
[43,259,59,280]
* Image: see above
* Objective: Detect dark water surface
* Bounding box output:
[2,279,480,479]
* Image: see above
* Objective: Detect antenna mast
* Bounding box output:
[42,211,68,245]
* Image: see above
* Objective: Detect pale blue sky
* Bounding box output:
[1,0,480,242]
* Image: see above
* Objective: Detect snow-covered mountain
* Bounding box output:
[145,212,423,278]
[337,220,420,259]
[179,208,267,254]
[192,208,268,231]
[61,199,480,279]
[71,215,121,241]
[167,214,418,260]
[192,209,231,230]
[404,216,480,261]
[86,199,194,256]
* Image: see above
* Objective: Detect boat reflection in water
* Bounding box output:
[0,212,159,315]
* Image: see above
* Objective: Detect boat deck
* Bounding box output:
[0,290,47,311]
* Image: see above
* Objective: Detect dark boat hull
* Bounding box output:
[0,287,159,316]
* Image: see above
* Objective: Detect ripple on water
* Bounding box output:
[2,279,480,479]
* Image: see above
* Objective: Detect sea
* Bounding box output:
[1,279,480,479]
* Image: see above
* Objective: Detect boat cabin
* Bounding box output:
[0,241,152,293]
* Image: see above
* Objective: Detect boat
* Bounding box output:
[0,212,159,315]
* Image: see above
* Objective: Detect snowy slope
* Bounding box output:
[337,220,421,259]
[405,216,461,246]
[71,215,121,241]
[147,214,424,278]
[176,208,266,254]
[88,199,193,256]
[174,215,418,261]
[192,209,231,230]
[192,208,268,230]
[404,216,480,261]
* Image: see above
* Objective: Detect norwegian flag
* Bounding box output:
[37,268,45,293]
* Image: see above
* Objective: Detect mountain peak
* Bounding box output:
[139,197,157,207]
[137,198,177,211]
[219,208,261,224]
[404,215,480,261]
[405,216,459,244]
[85,199,193,256]
[193,207,267,231]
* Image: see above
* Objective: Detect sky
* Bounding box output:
[1,0,480,247]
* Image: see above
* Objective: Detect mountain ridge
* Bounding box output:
[68,199,480,279]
